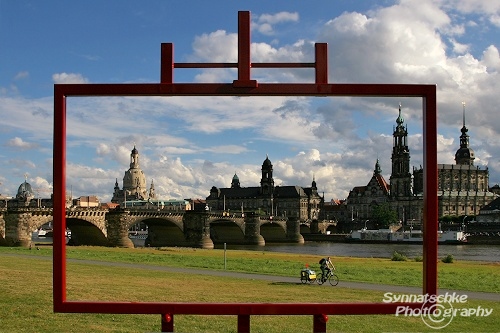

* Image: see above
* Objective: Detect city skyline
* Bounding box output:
[1,1,499,202]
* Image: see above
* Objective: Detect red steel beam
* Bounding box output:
[54,83,434,97]
[53,82,438,315]
[54,300,424,315]
[423,88,438,296]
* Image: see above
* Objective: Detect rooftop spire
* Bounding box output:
[462,101,466,127]
[374,159,382,175]
[396,102,404,126]
[455,101,475,165]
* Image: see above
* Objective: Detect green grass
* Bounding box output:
[0,246,499,332]
[5,245,498,292]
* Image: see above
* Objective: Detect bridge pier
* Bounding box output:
[4,211,35,247]
[183,211,214,249]
[106,210,134,248]
[309,220,321,234]
[287,217,304,244]
[0,212,5,246]
[244,215,265,246]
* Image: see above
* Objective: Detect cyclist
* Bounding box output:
[319,256,334,281]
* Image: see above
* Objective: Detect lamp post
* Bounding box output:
[462,215,467,231]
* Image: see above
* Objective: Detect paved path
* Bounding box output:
[4,253,499,302]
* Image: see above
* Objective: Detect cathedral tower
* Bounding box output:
[260,155,274,195]
[390,104,412,197]
[455,102,475,165]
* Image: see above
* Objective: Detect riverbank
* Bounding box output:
[302,233,500,245]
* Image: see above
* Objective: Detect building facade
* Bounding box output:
[412,104,495,218]
[206,156,323,221]
[346,104,497,228]
[110,146,193,210]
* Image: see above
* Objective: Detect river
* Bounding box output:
[213,242,500,262]
[33,235,499,262]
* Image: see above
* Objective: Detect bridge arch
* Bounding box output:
[130,217,185,247]
[66,217,108,246]
[300,223,312,234]
[209,218,245,244]
[260,221,287,242]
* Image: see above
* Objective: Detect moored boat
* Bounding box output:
[347,228,467,244]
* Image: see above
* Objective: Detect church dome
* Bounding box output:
[262,156,272,167]
[17,180,33,198]
[455,146,475,160]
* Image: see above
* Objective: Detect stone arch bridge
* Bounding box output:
[0,207,333,248]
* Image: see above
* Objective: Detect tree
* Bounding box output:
[371,203,398,228]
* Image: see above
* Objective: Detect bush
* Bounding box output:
[442,254,454,263]
[414,255,423,262]
[391,251,408,261]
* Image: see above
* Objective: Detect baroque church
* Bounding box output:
[346,104,496,227]
[206,156,323,221]
[111,146,156,203]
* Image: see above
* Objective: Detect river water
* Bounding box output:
[214,242,500,262]
[34,236,499,262]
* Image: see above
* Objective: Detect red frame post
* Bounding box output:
[53,11,438,333]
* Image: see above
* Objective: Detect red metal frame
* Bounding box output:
[53,11,438,332]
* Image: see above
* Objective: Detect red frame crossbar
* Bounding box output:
[53,11,438,332]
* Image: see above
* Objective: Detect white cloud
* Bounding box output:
[5,137,39,150]
[14,71,29,80]
[448,0,500,26]
[482,45,500,71]
[254,12,299,35]
[191,30,238,63]
[52,72,89,84]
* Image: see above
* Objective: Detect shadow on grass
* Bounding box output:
[269,282,310,286]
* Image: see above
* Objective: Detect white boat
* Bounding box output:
[128,231,148,239]
[347,228,467,244]
[36,229,48,237]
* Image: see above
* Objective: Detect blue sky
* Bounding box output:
[1,0,500,202]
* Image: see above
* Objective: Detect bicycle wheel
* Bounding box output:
[328,274,339,286]
[300,277,307,284]
[316,273,324,285]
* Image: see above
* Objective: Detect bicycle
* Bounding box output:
[316,267,339,286]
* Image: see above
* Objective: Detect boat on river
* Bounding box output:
[347,228,468,244]
[128,231,148,240]
[35,229,48,237]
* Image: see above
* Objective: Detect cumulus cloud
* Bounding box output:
[5,137,39,150]
[254,11,299,35]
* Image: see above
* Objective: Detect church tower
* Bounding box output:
[149,179,156,199]
[231,173,241,188]
[260,155,274,195]
[455,102,475,165]
[122,146,147,200]
[390,104,412,197]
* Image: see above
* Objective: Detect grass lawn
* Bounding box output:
[0,246,499,332]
